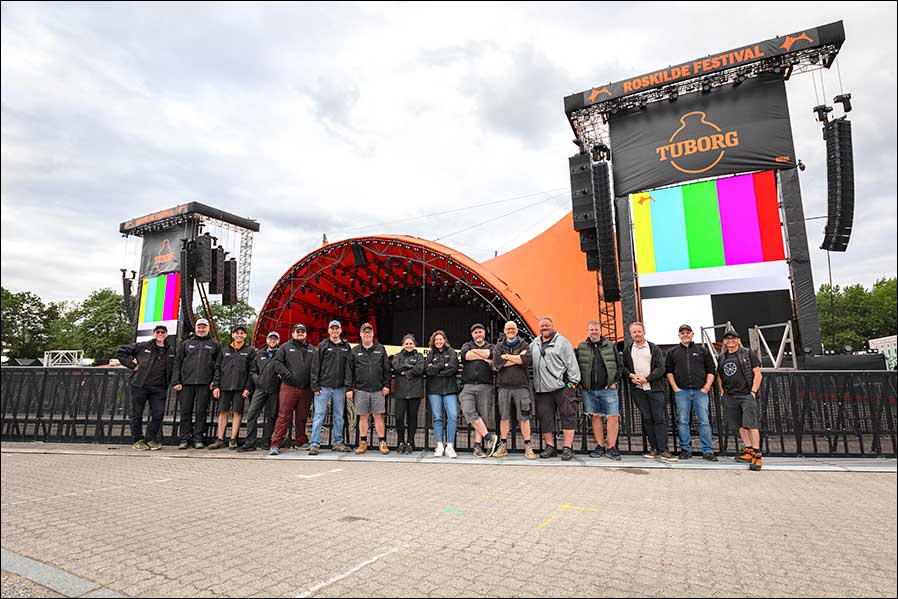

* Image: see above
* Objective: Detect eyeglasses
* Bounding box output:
[153,331,167,335]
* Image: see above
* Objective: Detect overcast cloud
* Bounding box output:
[2,2,895,309]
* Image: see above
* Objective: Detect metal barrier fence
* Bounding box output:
[2,366,896,457]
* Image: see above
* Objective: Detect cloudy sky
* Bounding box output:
[2,2,896,310]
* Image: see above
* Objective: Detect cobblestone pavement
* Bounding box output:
[1,448,896,597]
[1,571,63,598]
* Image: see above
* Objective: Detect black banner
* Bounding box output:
[608,74,796,195]
[139,228,184,278]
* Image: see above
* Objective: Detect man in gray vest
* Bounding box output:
[576,321,621,460]
[717,326,763,471]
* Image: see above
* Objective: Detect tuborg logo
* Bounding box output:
[655,111,739,174]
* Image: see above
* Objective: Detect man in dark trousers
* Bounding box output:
[665,323,717,461]
[717,325,764,471]
[172,319,221,449]
[270,324,317,455]
[347,323,392,455]
[116,325,175,450]
[238,331,282,452]
[576,320,622,461]
[459,323,499,458]
[209,325,255,450]
[310,320,352,454]
[622,322,676,463]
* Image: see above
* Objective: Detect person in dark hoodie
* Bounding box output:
[459,323,499,458]
[116,324,175,451]
[238,331,282,452]
[209,325,255,450]
[426,330,460,458]
[172,319,221,449]
[347,323,392,455]
[391,334,425,454]
[269,324,317,455]
[310,320,352,454]
[492,320,536,459]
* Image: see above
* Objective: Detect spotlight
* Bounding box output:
[701,80,711,94]
[668,89,678,102]
[809,54,819,65]
[834,93,852,113]
[734,72,745,87]
[797,160,806,172]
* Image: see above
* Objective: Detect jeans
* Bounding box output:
[131,385,166,442]
[310,387,346,447]
[428,394,458,444]
[675,389,713,454]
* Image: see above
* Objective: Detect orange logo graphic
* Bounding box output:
[588,87,612,103]
[780,32,814,51]
[655,112,740,174]
[637,194,656,205]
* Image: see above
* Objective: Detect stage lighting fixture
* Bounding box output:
[798,160,806,172]
[734,72,745,86]
[668,89,678,102]
[834,93,852,113]
[813,104,833,124]
[701,80,711,94]
[637,96,647,109]
[810,53,819,65]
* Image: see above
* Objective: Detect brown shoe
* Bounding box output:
[523,444,536,460]
[355,440,368,454]
[492,441,508,458]
[658,451,679,463]
[379,440,390,455]
[642,449,658,459]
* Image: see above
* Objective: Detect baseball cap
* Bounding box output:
[267,331,280,339]
[722,325,740,339]
[470,323,486,332]
[153,325,168,333]
[195,318,209,327]
[360,322,374,332]
[293,324,307,332]
[328,320,342,328]
[678,324,693,333]
[234,324,247,333]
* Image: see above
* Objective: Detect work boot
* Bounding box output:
[736,447,755,463]
[539,445,557,459]
[228,439,239,450]
[523,444,536,460]
[750,452,763,471]
[146,440,162,451]
[492,441,508,458]
[483,433,499,457]
[561,446,574,461]
[355,440,368,454]
[309,445,320,455]
[207,439,225,450]
[379,440,390,455]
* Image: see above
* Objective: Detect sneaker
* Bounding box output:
[269,447,279,456]
[658,451,679,463]
[229,439,239,450]
[309,445,320,455]
[589,445,606,459]
[433,442,445,457]
[492,441,508,458]
[750,453,763,471]
[472,445,486,458]
[132,440,149,451]
[643,450,657,459]
[333,443,351,452]
[607,446,621,461]
[444,444,457,459]
[298,443,311,451]
[193,441,205,449]
[237,444,257,453]
[208,439,225,450]
[484,433,499,457]
[146,440,162,451]
[678,449,692,460]
[523,444,536,460]
[539,445,557,459]
[379,440,390,455]
[355,440,369,455]
[736,447,755,463]
[178,441,189,450]
[561,447,574,461]
[702,452,718,462]
[405,445,415,455]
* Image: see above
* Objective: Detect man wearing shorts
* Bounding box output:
[459,323,499,458]
[576,321,621,460]
[493,321,536,459]
[530,317,581,461]
[717,326,763,471]
[209,325,254,450]
[347,323,391,454]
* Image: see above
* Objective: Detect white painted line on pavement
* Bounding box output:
[1,478,173,508]
[296,546,401,598]
[296,468,344,479]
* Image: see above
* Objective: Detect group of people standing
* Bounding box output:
[116,314,764,470]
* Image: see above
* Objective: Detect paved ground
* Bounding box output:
[1,444,896,597]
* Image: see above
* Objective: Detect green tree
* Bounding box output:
[817,277,897,352]
[193,300,257,343]
[1,286,59,358]
[46,301,81,351]
[75,289,133,361]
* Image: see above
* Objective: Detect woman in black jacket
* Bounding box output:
[425,330,460,458]
[391,334,426,455]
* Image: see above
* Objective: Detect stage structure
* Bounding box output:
[119,203,259,343]
[254,236,539,348]
[565,21,849,352]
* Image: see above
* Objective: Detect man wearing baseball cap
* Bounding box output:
[209,325,255,450]
[665,324,717,461]
[347,323,392,455]
[172,319,221,449]
[459,323,499,457]
[717,325,763,471]
[270,324,317,455]
[309,320,352,454]
[239,331,282,452]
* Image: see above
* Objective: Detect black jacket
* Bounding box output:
[213,343,255,391]
[621,341,667,391]
[346,342,391,392]
[273,339,316,389]
[115,340,175,388]
[425,346,459,395]
[492,338,532,388]
[173,335,221,386]
[311,338,351,391]
[460,341,495,385]
[392,349,426,399]
[665,342,715,390]
[250,345,281,393]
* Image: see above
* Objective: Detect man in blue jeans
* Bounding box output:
[575,320,622,460]
[665,323,717,461]
[309,320,352,454]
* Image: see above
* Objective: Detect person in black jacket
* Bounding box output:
[347,323,391,455]
[492,321,536,459]
[208,325,255,450]
[459,323,499,458]
[717,326,763,471]
[665,323,717,461]
[270,324,317,455]
[116,325,175,451]
[172,319,221,449]
[426,330,460,458]
[391,334,425,454]
[309,320,352,453]
[238,331,281,452]
[621,322,676,463]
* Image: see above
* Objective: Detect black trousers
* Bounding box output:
[131,385,167,442]
[631,388,669,452]
[243,388,280,447]
[178,384,211,442]
[394,398,421,446]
